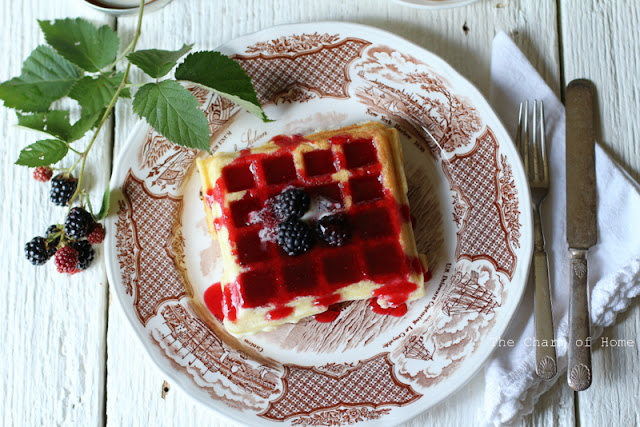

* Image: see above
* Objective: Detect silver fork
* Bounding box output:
[517,100,557,380]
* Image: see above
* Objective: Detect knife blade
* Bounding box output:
[565,79,597,391]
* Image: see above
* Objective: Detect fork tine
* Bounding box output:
[516,101,523,152]
[533,100,540,181]
[517,101,528,175]
[540,100,548,183]
[523,100,529,176]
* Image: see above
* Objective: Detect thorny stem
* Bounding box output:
[67,0,146,210]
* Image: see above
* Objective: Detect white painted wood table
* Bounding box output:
[1,0,638,426]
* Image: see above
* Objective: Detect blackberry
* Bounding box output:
[50,174,78,206]
[25,236,51,265]
[54,246,80,274]
[70,240,95,270]
[86,222,105,244]
[65,207,93,239]
[316,213,351,247]
[277,217,315,256]
[33,166,53,182]
[274,188,310,219]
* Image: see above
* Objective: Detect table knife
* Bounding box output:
[565,79,597,391]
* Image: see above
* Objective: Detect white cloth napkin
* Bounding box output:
[483,31,640,425]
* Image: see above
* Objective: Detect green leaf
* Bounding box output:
[127,44,193,78]
[0,45,82,112]
[69,72,127,118]
[68,108,105,142]
[39,18,119,72]
[95,188,111,220]
[174,51,271,122]
[132,80,210,151]
[15,139,68,167]
[16,110,73,140]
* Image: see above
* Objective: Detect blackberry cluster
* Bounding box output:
[50,174,78,206]
[274,188,354,256]
[64,207,93,239]
[274,188,310,219]
[24,208,102,273]
[277,217,315,256]
[316,214,350,247]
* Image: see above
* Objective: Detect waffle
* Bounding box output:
[196,121,428,335]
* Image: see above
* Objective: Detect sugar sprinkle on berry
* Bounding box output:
[274,188,310,220]
[316,213,351,247]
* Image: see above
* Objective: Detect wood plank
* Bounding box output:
[0,2,114,426]
[106,1,569,426]
[561,3,640,425]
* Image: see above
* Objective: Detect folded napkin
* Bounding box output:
[483,31,640,425]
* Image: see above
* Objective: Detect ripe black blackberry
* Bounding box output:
[50,174,78,206]
[316,213,351,247]
[277,217,315,256]
[274,188,310,219]
[70,240,95,270]
[25,236,51,265]
[65,207,93,239]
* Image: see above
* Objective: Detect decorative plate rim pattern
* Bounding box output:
[104,22,532,426]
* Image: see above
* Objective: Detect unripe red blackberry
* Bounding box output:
[33,166,53,182]
[54,246,80,274]
[86,223,105,244]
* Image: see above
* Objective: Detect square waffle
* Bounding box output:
[197,121,428,335]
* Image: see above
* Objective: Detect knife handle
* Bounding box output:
[533,250,557,380]
[567,248,592,391]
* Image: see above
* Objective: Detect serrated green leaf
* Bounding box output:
[132,80,210,151]
[68,108,104,142]
[39,18,119,72]
[16,110,73,140]
[0,45,82,112]
[69,72,126,118]
[174,51,271,122]
[95,188,111,220]
[127,44,193,78]
[15,139,68,167]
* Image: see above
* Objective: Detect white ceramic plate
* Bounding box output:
[105,22,532,426]
[391,0,479,10]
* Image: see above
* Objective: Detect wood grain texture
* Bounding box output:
[560,2,640,425]
[105,1,572,426]
[0,2,113,426]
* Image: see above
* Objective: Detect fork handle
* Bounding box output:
[533,249,557,380]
